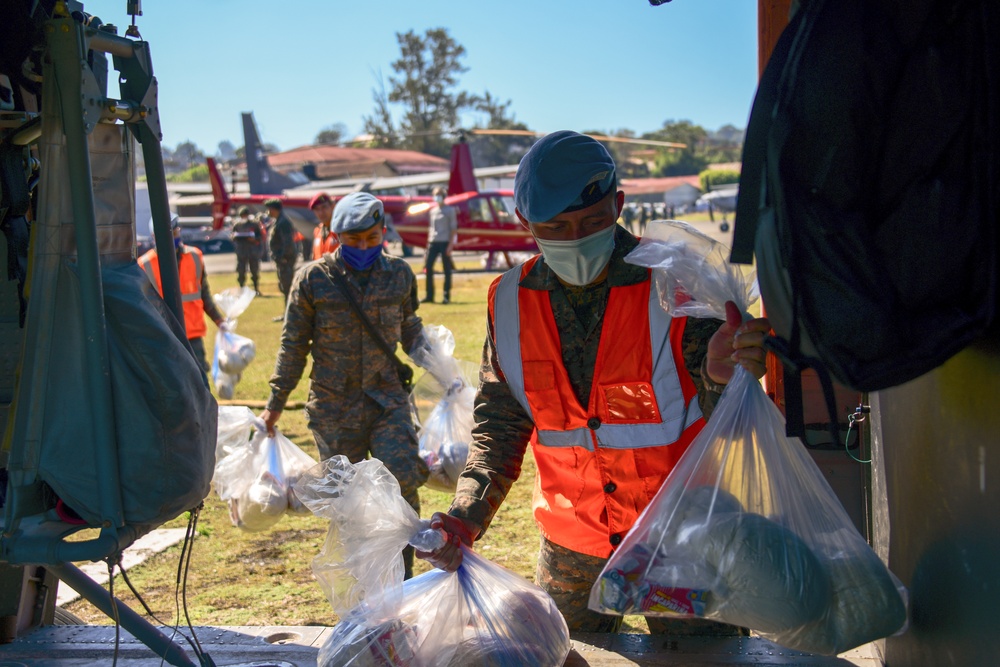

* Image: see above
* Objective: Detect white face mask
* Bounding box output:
[534,225,616,286]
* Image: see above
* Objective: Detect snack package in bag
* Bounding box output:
[588,220,908,655]
[213,416,317,531]
[211,287,257,399]
[293,456,571,667]
[409,325,477,492]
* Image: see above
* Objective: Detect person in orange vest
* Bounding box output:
[310,192,339,259]
[138,216,227,372]
[416,132,772,634]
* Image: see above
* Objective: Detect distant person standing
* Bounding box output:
[621,202,637,234]
[139,216,227,372]
[266,198,298,319]
[310,192,339,259]
[422,187,457,304]
[232,205,264,294]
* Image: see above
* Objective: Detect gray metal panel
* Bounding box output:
[0,625,883,666]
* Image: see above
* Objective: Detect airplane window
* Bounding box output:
[490,196,515,224]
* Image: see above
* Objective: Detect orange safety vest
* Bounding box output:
[138,246,208,339]
[489,256,706,558]
[313,225,338,259]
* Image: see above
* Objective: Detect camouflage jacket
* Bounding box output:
[268,213,298,263]
[266,249,423,421]
[450,225,724,536]
[231,219,263,251]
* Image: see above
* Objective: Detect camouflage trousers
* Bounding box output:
[309,394,429,578]
[536,536,748,636]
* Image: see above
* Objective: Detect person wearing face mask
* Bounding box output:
[415,131,773,634]
[138,215,227,373]
[422,186,458,304]
[260,192,429,578]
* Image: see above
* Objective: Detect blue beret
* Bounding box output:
[514,131,617,223]
[331,192,384,234]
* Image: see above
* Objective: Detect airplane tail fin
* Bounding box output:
[242,112,302,194]
[207,157,230,230]
[447,138,478,196]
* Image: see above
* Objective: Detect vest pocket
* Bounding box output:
[600,382,662,423]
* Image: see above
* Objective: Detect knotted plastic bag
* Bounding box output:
[409,325,477,493]
[213,415,317,531]
[211,286,257,399]
[293,456,571,667]
[588,220,907,656]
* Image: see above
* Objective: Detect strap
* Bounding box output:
[321,254,408,372]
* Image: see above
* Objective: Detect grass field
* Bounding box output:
[63,265,567,628]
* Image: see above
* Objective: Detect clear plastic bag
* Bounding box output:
[213,419,317,532]
[409,326,478,493]
[588,221,908,655]
[211,287,257,398]
[294,456,571,667]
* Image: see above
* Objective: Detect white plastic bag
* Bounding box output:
[211,287,257,398]
[293,456,571,667]
[588,221,908,655]
[409,325,477,493]
[213,419,317,532]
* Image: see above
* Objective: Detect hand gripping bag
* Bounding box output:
[588,221,908,655]
[293,456,571,667]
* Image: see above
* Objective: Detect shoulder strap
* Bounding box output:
[321,254,407,370]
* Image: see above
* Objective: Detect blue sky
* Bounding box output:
[81,0,759,153]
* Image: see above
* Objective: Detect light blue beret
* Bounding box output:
[514,130,617,223]
[331,192,384,233]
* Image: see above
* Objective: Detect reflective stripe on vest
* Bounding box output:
[493,264,703,452]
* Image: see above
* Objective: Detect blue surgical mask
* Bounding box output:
[340,243,383,270]
[534,224,616,286]
[173,235,183,249]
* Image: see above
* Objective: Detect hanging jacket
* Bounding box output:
[139,246,208,339]
[491,256,706,557]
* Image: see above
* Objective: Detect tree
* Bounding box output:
[645,120,710,176]
[315,123,348,145]
[468,91,532,167]
[368,28,474,158]
[216,140,237,162]
[362,70,399,148]
[171,140,205,170]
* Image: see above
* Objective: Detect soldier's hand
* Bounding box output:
[705,300,771,384]
[259,408,281,437]
[414,512,480,572]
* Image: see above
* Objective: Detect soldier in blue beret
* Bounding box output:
[261,191,429,578]
[418,131,772,634]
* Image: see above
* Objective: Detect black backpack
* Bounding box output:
[733,0,999,433]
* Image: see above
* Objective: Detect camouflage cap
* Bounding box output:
[238,205,251,216]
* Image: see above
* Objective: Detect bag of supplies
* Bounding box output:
[213,414,317,531]
[293,456,571,667]
[588,221,908,656]
[211,287,257,399]
[410,325,477,492]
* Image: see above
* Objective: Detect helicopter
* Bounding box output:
[204,114,536,257]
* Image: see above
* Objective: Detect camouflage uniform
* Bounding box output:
[232,217,264,291]
[266,248,429,516]
[450,225,739,633]
[267,212,298,304]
